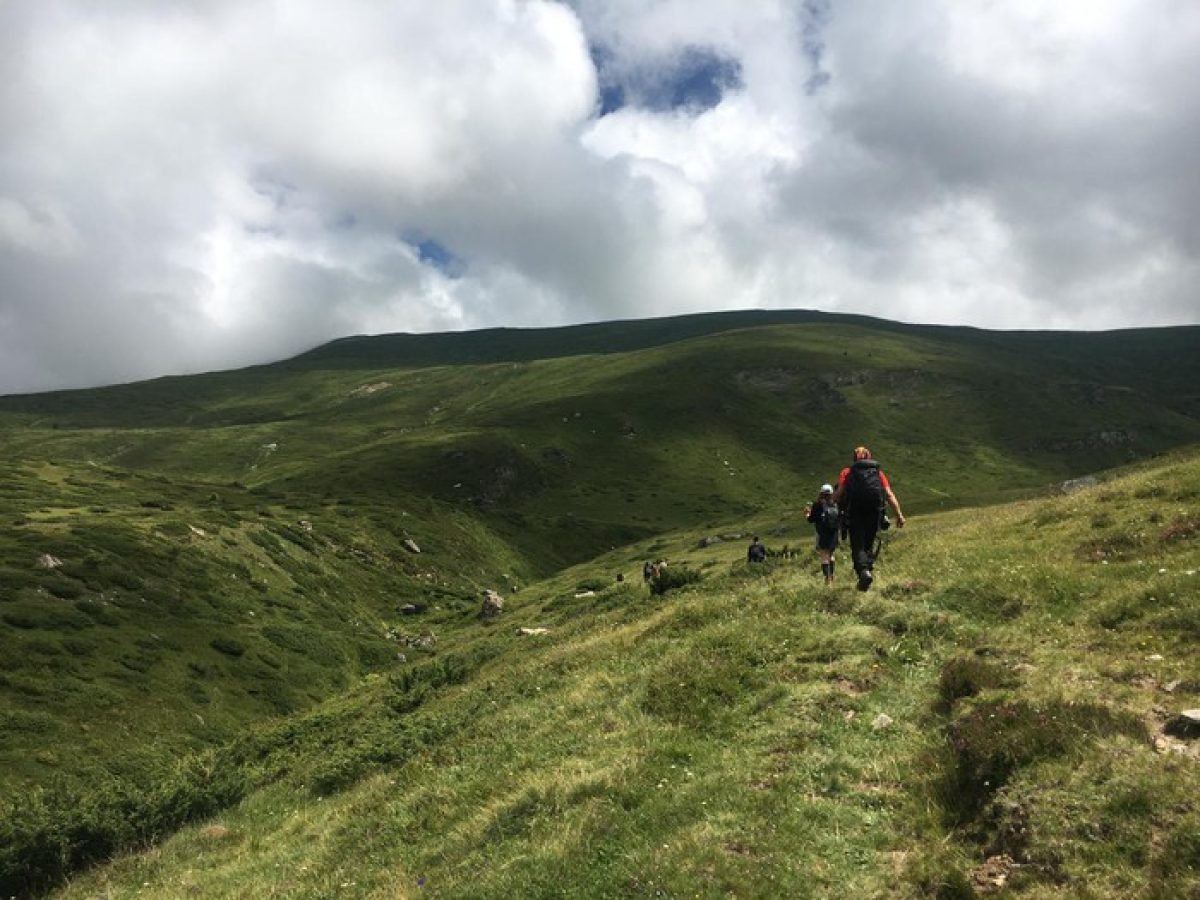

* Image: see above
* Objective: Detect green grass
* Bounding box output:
[0,313,1198,896]
[0,450,1186,897]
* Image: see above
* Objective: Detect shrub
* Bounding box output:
[937,655,1016,708]
[2,605,94,631]
[210,637,245,658]
[0,754,247,898]
[649,567,702,596]
[941,699,1145,823]
[262,624,346,667]
[41,576,84,600]
[73,600,120,627]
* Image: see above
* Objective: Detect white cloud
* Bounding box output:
[0,0,1198,393]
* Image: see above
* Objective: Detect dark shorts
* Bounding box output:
[815,532,839,552]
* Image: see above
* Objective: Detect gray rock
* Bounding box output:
[402,539,421,554]
[871,713,894,731]
[37,554,63,569]
[480,589,504,619]
[399,604,420,615]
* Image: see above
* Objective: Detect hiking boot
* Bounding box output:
[857,569,873,592]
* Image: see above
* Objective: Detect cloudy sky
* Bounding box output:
[2,1,1198,393]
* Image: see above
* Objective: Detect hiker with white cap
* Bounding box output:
[805,483,841,585]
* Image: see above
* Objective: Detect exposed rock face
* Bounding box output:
[480,589,505,619]
[402,539,421,554]
[37,554,63,569]
[516,627,549,636]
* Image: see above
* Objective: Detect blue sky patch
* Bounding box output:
[591,42,742,116]
[409,237,465,278]
[652,46,742,111]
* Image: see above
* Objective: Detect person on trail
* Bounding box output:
[747,536,767,563]
[805,483,840,585]
[831,446,906,592]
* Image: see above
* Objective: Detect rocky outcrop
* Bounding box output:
[480,589,504,619]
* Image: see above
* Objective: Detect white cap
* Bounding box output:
[820,483,833,494]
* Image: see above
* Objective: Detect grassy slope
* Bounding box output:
[48,448,1200,899]
[1,312,1199,894]
[1,318,1198,772]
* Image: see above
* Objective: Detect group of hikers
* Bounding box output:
[637,446,905,593]
[747,445,906,592]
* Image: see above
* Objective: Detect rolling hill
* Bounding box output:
[1,310,1198,896]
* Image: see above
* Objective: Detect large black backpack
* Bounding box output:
[845,459,885,518]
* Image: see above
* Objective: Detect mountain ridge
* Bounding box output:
[1,310,1198,896]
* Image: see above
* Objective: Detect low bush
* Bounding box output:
[210,637,245,658]
[941,699,1146,823]
[937,655,1016,708]
[262,624,346,667]
[0,755,246,898]
[41,576,84,600]
[649,567,702,596]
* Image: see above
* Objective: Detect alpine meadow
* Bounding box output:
[1,310,1199,898]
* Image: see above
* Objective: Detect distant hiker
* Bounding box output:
[805,483,840,585]
[831,446,906,592]
[747,536,767,563]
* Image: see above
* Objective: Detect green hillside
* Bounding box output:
[1,311,1198,896]
[11,444,1200,898]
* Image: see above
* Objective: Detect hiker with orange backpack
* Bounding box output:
[831,446,906,591]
